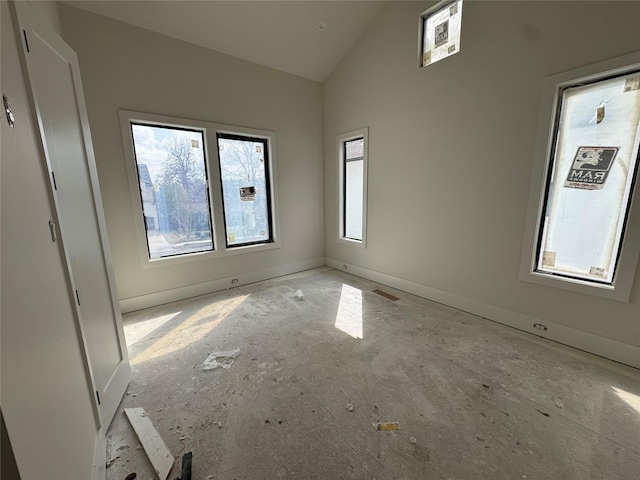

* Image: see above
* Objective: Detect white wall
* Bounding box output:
[1,1,99,478]
[324,2,640,352]
[59,5,325,310]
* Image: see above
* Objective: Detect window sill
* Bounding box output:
[141,240,281,269]
[337,237,366,249]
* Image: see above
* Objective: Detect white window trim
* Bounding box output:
[519,51,640,302]
[337,128,369,248]
[119,110,281,269]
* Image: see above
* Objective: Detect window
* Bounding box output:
[217,133,272,247]
[338,128,368,246]
[121,111,280,265]
[520,52,640,301]
[419,0,463,68]
[130,123,213,259]
[344,138,364,240]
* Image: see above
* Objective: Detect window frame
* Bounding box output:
[337,128,369,248]
[120,110,280,268]
[519,52,640,301]
[129,122,215,260]
[216,131,274,249]
[418,0,463,69]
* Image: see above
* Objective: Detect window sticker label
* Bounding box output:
[421,0,463,67]
[434,20,449,47]
[239,186,256,201]
[596,103,605,124]
[623,76,640,92]
[563,146,618,190]
[542,251,556,267]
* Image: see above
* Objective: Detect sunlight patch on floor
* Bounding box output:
[130,294,249,365]
[612,386,640,415]
[335,283,363,339]
[124,312,181,347]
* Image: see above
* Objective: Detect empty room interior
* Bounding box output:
[2,0,640,479]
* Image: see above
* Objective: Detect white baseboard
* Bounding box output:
[93,429,106,480]
[325,258,640,370]
[119,258,325,313]
[119,255,639,368]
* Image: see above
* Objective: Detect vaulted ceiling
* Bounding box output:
[63,1,387,82]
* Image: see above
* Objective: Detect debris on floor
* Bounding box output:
[295,289,304,300]
[329,377,354,412]
[124,474,137,480]
[108,269,640,480]
[373,422,400,431]
[175,452,192,480]
[555,400,564,409]
[202,348,240,370]
[124,408,175,480]
[536,409,550,417]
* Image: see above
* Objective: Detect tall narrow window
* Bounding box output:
[338,128,368,246]
[520,54,640,301]
[344,138,364,240]
[217,133,273,247]
[130,123,213,259]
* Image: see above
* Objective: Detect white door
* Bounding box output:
[15,2,130,429]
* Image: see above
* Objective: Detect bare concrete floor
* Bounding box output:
[106,267,640,480]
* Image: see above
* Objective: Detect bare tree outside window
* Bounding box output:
[131,124,213,259]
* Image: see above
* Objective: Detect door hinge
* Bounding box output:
[75,289,81,306]
[3,95,15,128]
[48,220,57,242]
[96,390,101,405]
[22,30,30,52]
[51,171,57,190]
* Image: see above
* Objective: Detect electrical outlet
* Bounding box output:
[231,278,239,284]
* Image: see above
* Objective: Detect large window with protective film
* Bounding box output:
[520,53,640,301]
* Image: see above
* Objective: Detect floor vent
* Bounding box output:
[373,289,399,301]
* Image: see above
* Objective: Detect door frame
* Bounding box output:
[14,0,130,431]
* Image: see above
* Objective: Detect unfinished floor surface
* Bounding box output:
[106,267,640,479]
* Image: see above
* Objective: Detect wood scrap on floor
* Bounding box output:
[124,408,174,480]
